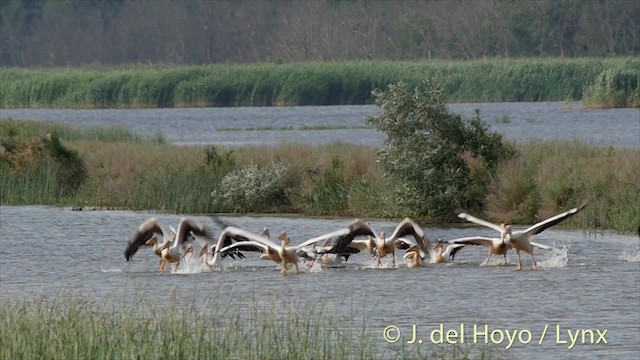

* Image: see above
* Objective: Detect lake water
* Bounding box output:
[2,102,639,148]
[1,205,638,359]
[1,103,639,358]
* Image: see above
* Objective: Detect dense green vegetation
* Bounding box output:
[0,296,503,360]
[1,57,639,108]
[367,80,516,219]
[1,118,638,233]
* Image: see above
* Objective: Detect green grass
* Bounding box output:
[1,57,638,109]
[1,119,638,233]
[0,295,505,360]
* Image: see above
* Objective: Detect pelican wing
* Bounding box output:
[217,240,273,256]
[317,219,378,255]
[210,226,276,261]
[457,213,505,233]
[175,217,215,246]
[445,236,501,248]
[521,203,587,236]
[124,217,167,261]
[395,237,417,250]
[444,243,466,261]
[530,241,557,251]
[296,246,318,260]
[389,218,431,255]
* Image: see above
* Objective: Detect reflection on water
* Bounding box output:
[2,102,639,148]
[0,205,638,359]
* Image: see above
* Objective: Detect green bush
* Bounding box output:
[366,80,515,221]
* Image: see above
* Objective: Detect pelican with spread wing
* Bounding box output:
[214,227,336,275]
[457,203,585,269]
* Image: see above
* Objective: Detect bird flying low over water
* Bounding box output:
[124,217,175,270]
[159,217,216,272]
[430,240,466,264]
[215,228,341,275]
[317,217,433,268]
[440,236,553,266]
[457,203,586,270]
[124,217,215,272]
[199,226,270,268]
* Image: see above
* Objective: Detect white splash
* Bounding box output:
[619,247,640,262]
[305,261,324,273]
[537,245,569,268]
[355,256,397,269]
[480,258,509,267]
[100,268,121,273]
[173,257,212,274]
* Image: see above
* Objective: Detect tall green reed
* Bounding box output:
[2,57,637,108]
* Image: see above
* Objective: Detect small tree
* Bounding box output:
[366,80,515,220]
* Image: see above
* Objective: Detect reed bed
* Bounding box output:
[1,57,638,109]
[1,119,638,233]
[0,295,503,360]
[485,140,640,233]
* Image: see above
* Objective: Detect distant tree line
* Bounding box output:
[0,0,638,67]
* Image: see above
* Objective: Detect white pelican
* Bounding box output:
[215,229,335,275]
[443,236,511,266]
[314,219,380,258]
[200,226,269,268]
[319,217,431,268]
[124,217,175,270]
[388,217,432,261]
[457,203,585,270]
[158,217,215,272]
[403,246,426,268]
[430,240,465,264]
[313,219,378,260]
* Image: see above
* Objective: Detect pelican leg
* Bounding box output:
[482,248,493,265]
[392,253,396,268]
[160,259,166,272]
[282,263,289,276]
[503,253,507,266]
[515,251,523,271]
[531,253,537,270]
[294,262,299,275]
[376,254,381,268]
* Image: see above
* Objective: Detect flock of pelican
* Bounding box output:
[123,204,586,275]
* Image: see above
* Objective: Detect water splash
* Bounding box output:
[354,256,397,270]
[619,247,640,262]
[537,245,569,268]
[305,261,324,273]
[100,268,121,273]
[174,257,212,274]
[480,258,509,267]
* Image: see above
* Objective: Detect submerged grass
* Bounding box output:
[0,296,506,360]
[1,119,638,233]
[1,57,638,109]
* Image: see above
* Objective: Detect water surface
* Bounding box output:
[1,205,638,359]
[2,102,639,148]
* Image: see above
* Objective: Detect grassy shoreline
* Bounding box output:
[1,58,638,109]
[0,295,506,360]
[1,119,638,233]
